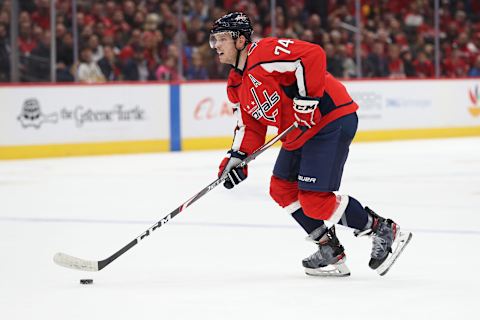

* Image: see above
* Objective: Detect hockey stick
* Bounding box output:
[53,122,298,272]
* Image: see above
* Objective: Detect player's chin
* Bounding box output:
[218,54,229,64]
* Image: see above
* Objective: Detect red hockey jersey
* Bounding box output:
[226,37,358,154]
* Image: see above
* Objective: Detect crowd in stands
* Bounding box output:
[0,0,480,83]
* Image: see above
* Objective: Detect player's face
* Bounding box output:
[209,32,237,64]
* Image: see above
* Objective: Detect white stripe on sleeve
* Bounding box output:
[260,60,306,96]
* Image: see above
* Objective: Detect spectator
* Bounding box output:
[469,33,480,56]
[56,1,71,23]
[80,24,94,45]
[330,30,342,47]
[18,20,37,55]
[468,55,480,77]
[98,45,121,81]
[56,62,74,82]
[252,22,264,43]
[85,3,104,26]
[155,56,180,81]
[143,31,160,70]
[455,32,477,64]
[154,29,169,61]
[305,13,324,44]
[404,2,423,29]
[300,29,315,43]
[411,32,427,57]
[443,48,469,77]
[88,34,104,62]
[144,13,160,31]
[77,46,106,83]
[162,20,177,45]
[413,51,434,78]
[55,23,67,43]
[0,23,9,82]
[111,10,131,42]
[94,22,106,40]
[286,5,304,37]
[337,44,356,79]
[57,32,74,67]
[0,9,9,26]
[101,30,120,54]
[29,30,51,81]
[387,44,406,78]
[190,0,209,22]
[365,41,389,77]
[123,1,136,27]
[132,10,146,30]
[325,43,343,78]
[122,44,155,81]
[118,28,142,62]
[401,49,416,78]
[31,0,50,30]
[75,11,86,30]
[186,50,208,80]
[445,21,459,44]
[105,1,117,20]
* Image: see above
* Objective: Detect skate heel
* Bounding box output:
[303,226,351,277]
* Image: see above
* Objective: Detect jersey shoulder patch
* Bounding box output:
[247,73,262,88]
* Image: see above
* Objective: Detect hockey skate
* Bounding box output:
[355,207,413,276]
[303,226,351,277]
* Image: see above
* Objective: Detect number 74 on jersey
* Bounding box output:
[274,39,294,55]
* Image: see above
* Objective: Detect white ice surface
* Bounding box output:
[1,137,479,320]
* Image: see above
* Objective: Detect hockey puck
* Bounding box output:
[80,279,93,285]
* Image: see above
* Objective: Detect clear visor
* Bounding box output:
[209,32,235,49]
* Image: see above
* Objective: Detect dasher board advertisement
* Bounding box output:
[0,84,170,146]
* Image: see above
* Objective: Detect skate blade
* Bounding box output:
[376,231,413,276]
[305,258,351,277]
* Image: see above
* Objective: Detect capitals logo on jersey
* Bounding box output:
[248,87,280,122]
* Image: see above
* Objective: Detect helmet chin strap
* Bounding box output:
[233,39,248,71]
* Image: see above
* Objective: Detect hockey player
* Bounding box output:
[211,12,412,276]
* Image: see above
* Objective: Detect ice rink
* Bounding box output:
[1,137,479,320]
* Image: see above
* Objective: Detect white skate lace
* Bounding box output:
[371,236,388,258]
[371,223,394,258]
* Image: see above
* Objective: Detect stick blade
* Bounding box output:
[53,252,99,272]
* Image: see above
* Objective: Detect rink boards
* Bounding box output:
[1,79,480,159]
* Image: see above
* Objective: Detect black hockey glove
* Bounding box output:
[218,150,248,189]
